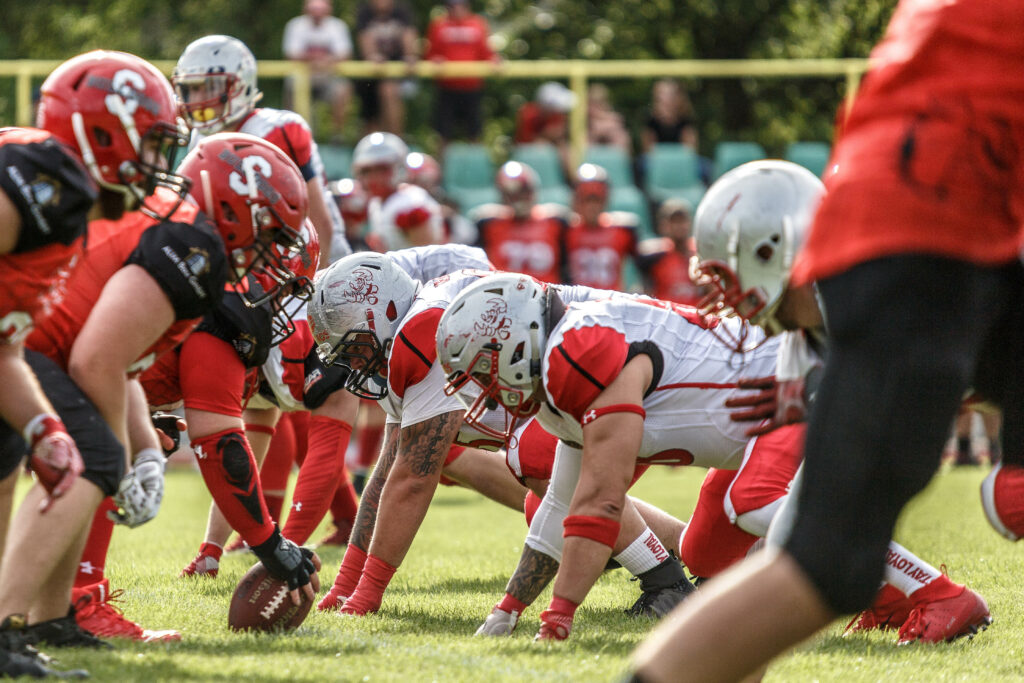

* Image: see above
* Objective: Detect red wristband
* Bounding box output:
[549,595,579,619]
[581,403,646,426]
[498,593,529,615]
[340,554,397,615]
[563,514,621,548]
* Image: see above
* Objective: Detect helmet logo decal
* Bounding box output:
[342,267,379,305]
[475,297,511,341]
[224,152,276,199]
[91,69,160,116]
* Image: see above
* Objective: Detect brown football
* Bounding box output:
[228,561,314,632]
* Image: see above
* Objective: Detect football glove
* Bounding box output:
[476,606,519,636]
[252,529,319,604]
[24,414,84,512]
[108,448,165,527]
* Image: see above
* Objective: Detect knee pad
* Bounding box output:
[192,429,272,542]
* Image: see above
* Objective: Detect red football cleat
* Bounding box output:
[72,579,182,643]
[844,584,914,635]
[981,463,1024,541]
[896,586,991,644]
[315,520,353,548]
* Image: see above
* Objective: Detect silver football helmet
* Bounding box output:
[690,159,824,350]
[172,35,261,134]
[307,252,419,399]
[436,273,549,444]
[352,132,409,198]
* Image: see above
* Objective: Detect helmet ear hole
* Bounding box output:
[511,342,525,365]
[220,201,238,224]
[386,301,398,321]
[755,243,775,262]
[93,127,112,147]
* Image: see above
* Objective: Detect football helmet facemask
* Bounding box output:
[352,132,409,199]
[172,35,262,135]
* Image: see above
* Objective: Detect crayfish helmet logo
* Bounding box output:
[343,267,379,304]
[475,297,511,340]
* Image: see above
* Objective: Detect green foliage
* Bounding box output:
[12,462,1024,682]
[0,1,898,152]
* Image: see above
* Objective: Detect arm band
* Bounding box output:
[580,403,646,426]
[563,514,621,548]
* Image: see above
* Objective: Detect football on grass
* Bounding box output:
[228,562,314,632]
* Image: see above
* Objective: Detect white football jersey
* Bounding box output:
[388,244,492,284]
[368,184,444,251]
[538,298,785,470]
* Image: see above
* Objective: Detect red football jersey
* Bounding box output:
[564,212,637,290]
[636,237,706,306]
[477,205,566,283]
[27,190,227,376]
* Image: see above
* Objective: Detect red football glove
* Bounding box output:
[339,554,396,616]
[725,375,808,437]
[535,597,578,641]
[24,414,84,512]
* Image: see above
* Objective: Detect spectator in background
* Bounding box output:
[424,0,497,150]
[565,163,638,290]
[283,0,354,143]
[635,198,707,305]
[355,0,419,136]
[474,161,568,283]
[587,83,632,153]
[515,81,575,178]
[642,78,711,184]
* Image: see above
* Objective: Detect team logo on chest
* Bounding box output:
[475,297,511,340]
[340,267,379,304]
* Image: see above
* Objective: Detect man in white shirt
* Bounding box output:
[283,0,354,141]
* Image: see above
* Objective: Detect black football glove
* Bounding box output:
[252,529,319,603]
[151,411,184,457]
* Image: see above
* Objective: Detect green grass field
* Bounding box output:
[23,462,1024,682]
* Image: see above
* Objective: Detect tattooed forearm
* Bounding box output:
[398,410,463,478]
[349,423,400,550]
[506,545,561,605]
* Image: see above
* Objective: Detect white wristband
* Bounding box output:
[133,447,166,470]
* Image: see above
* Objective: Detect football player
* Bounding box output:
[173,34,349,265]
[634,198,707,306]
[0,48,187,677]
[474,161,568,284]
[436,273,786,640]
[629,2,1024,666]
[354,132,445,250]
[564,163,638,291]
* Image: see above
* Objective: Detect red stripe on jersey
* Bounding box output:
[545,325,628,422]
[388,307,442,400]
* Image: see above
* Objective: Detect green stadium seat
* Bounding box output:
[583,145,635,187]
[713,141,766,179]
[643,143,705,206]
[443,142,495,196]
[450,186,501,215]
[537,185,572,208]
[785,141,831,178]
[511,143,569,188]
[607,185,653,238]
[319,144,352,180]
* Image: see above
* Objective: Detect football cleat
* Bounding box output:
[626,579,697,619]
[72,579,181,643]
[896,586,992,645]
[844,584,914,635]
[0,647,88,680]
[223,537,249,554]
[180,543,221,578]
[23,607,111,649]
[981,463,1024,541]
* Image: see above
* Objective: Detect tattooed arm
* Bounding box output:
[347,422,400,552]
[364,410,464,567]
[505,545,562,605]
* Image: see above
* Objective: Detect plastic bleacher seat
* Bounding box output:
[713,141,766,179]
[319,144,352,180]
[443,143,498,212]
[583,145,635,187]
[785,141,831,178]
[643,143,705,207]
[537,185,572,208]
[607,185,653,238]
[511,143,569,189]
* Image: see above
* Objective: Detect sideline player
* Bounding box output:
[564,163,638,291]
[629,2,1024,676]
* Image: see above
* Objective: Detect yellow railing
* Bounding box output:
[1,58,869,164]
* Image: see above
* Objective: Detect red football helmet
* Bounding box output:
[496,161,538,218]
[256,218,319,344]
[36,50,190,220]
[177,132,309,306]
[330,178,369,229]
[406,152,442,193]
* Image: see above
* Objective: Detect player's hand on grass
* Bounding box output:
[476,606,519,636]
[253,529,321,605]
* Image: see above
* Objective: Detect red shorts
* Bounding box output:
[139,347,182,408]
[438,444,466,487]
[178,332,246,418]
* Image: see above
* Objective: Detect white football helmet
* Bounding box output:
[307,252,419,399]
[352,132,409,198]
[436,273,550,444]
[690,159,824,350]
[172,35,261,134]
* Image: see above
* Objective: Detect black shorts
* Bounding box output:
[783,254,1023,613]
[434,88,484,140]
[0,350,124,495]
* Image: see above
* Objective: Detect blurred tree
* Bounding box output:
[0,0,897,154]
